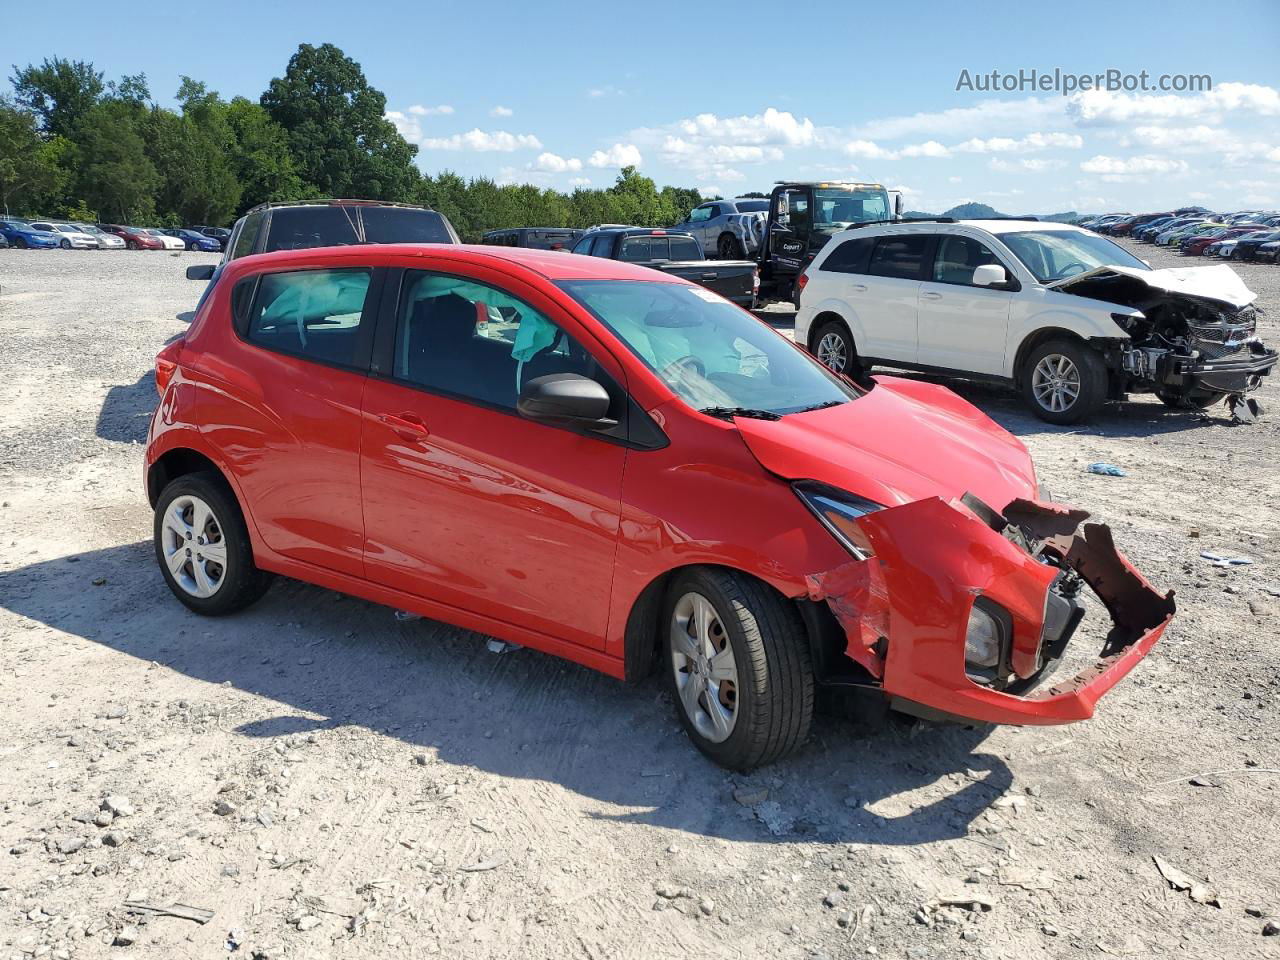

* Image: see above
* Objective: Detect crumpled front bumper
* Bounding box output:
[806,496,1175,726]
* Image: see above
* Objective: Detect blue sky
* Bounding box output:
[4,0,1279,213]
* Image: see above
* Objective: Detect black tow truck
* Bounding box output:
[753,181,904,302]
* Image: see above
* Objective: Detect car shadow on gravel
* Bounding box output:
[95,372,157,444]
[0,541,1013,848]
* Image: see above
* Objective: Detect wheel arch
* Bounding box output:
[806,309,855,354]
[621,562,825,684]
[1012,327,1097,387]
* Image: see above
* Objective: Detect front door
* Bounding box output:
[769,188,811,282]
[359,266,628,649]
[916,234,1014,376]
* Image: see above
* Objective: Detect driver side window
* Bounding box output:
[392,271,610,413]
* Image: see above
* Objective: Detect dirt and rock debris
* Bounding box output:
[1,243,1278,958]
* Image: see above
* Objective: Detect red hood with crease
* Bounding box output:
[733,376,1038,510]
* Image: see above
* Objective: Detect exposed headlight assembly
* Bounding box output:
[965,598,1012,685]
[793,480,884,560]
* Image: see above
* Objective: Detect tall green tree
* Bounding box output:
[0,99,67,215]
[261,43,419,201]
[10,57,105,138]
[224,96,303,213]
[76,99,159,222]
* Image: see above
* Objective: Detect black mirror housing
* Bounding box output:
[518,373,615,428]
[186,264,216,281]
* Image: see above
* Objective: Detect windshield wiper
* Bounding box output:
[698,406,782,421]
[793,399,844,413]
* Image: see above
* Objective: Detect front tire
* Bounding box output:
[717,233,745,259]
[1020,339,1108,424]
[60,238,71,249]
[154,472,272,615]
[15,237,28,249]
[663,568,813,770]
[811,320,863,378]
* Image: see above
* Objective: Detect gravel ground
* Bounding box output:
[0,243,1278,959]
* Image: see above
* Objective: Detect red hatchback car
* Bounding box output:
[146,244,1175,769]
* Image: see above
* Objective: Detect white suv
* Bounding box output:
[795,219,1275,423]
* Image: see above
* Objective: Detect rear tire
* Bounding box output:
[1020,339,1108,424]
[662,568,813,771]
[811,319,863,378]
[59,238,71,249]
[153,471,272,616]
[717,234,745,259]
[15,237,27,249]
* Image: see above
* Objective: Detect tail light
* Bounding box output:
[155,339,184,397]
[797,271,809,294]
[753,270,761,294]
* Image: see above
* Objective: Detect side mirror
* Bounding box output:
[186,264,215,281]
[894,193,906,217]
[518,373,617,429]
[972,264,1009,288]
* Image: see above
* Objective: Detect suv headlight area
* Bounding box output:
[793,480,884,560]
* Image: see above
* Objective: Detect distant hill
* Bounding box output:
[903,203,1079,223]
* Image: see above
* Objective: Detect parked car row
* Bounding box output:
[1079,208,1280,263]
[0,216,230,251]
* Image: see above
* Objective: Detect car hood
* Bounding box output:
[1048,264,1256,310]
[732,376,1037,510]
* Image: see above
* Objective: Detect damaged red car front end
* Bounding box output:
[810,494,1175,725]
[738,376,1175,727]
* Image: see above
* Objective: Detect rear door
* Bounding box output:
[857,233,931,363]
[192,265,380,577]
[916,233,1015,376]
[358,263,628,649]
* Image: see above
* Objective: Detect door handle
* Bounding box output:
[701,272,719,280]
[851,283,867,292]
[380,412,430,441]
[921,291,943,300]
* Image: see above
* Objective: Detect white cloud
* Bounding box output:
[850,97,1063,140]
[677,107,817,147]
[568,177,592,187]
[587,143,643,168]
[900,140,951,158]
[1128,124,1223,148]
[490,106,513,117]
[954,132,1082,153]
[408,104,453,116]
[529,152,582,173]
[419,129,543,152]
[1268,147,1280,163]
[948,176,962,184]
[1079,154,1189,176]
[588,85,623,98]
[1067,82,1280,126]
[659,137,782,164]
[844,139,896,159]
[989,157,1064,173]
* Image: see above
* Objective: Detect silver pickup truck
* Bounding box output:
[672,198,769,260]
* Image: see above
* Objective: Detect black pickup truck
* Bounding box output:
[570,227,758,307]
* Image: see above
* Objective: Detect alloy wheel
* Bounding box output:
[1031,353,1081,414]
[159,494,228,598]
[816,331,848,372]
[669,592,739,743]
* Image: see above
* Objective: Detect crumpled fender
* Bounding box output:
[804,495,1176,725]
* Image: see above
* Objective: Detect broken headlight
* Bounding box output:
[793,480,884,560]
[965,599,1011,684]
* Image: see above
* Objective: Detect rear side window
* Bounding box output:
[868,235,930,280]
[820,236,874,274]
[231,213,262,258]
[247,268,373,368]
[620,237,653,261]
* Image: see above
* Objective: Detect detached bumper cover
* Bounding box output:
[806,496,1175,726]
[1179,342,1278,395]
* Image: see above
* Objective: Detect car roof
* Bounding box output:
[226,243,691,284]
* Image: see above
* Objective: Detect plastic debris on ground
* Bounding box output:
[1087,462,1127,477]
[1200,551,1254,568]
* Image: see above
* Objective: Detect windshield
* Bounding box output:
[813,187,890,228]
[560,280,854,415]
[1000,230,1151,283]
[733,200,769,213]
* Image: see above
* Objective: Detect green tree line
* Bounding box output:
[0,43,706,239]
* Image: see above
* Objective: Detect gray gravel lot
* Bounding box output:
[0,243,1277,959]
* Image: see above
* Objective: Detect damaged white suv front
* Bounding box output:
[1050,264,1276,422]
